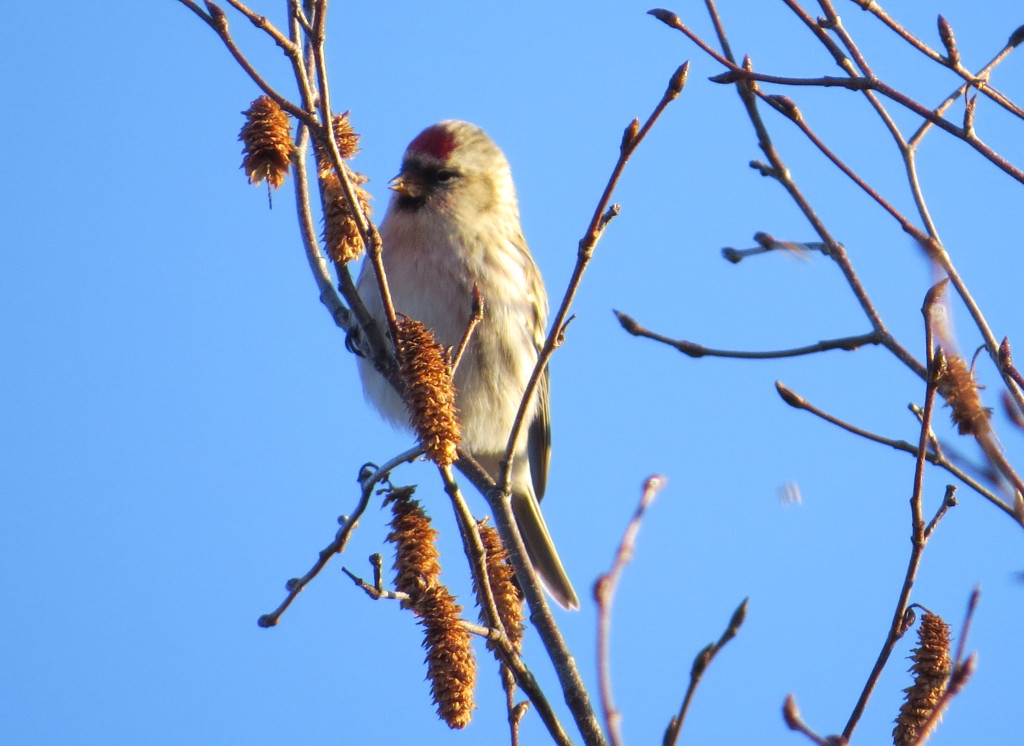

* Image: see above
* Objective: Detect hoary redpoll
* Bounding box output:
[357,120,579,610]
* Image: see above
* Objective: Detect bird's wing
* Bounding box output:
[528,365,551,501]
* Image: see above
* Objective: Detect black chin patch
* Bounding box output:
[395,194,427,212]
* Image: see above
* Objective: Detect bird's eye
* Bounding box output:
[435,170,458,183]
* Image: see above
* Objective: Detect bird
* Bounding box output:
[356,120,579,610]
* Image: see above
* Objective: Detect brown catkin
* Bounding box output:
[321,170,372,264]
[418,585,477,729]
[893,612,952,746]
[239,96,293,188]
[476,524,524,651]
[936,354,991,435]
[317,112,371,263]
[316,111,361,162]
[386,488,442,607]
[385,488,476,729]
[394,317,461,467]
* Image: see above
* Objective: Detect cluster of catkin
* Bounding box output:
[239,96,371,264]
[386,488,523,729]
[241,98,461,467]
[893,611,953,746]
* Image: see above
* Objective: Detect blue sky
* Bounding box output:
[4,1,1023,744]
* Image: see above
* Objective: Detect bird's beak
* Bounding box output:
[389,173,424,199]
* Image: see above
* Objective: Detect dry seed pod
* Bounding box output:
[394,317,461,467]
[418,585,477,729]
[321,170,372,264]
[316,112,371,263]
[935,354,992,435]
[316,111,361,166]
[385,489,476,729]
[386,488,442,606]
[239,96,293,188]
[476,523,524,650]
[893,612,952,746]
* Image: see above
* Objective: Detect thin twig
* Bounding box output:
[615,310,881,359]
[256,446,421,627]
[923,487,958,540]
[175,0,313,124]
[290,125,354,331]
[953,586,980,667]
[498,62,690,497]
[841,282,948,740]
[658,3,926,381]
[663,598,748,746]
[449,285,484,375]
[469,62,689,746]
[438,467,510,648]
[594,476,666,746]
[775,382,1014,518]
[440,464,575,746]
[781,693,837,746]
[224,0,298,54]
[453,451,607,746]
[720,235,829,263]
[855,1,1023,123]
[766,0,1024,416]
[704,63,1024,184]
[342,563,410,603]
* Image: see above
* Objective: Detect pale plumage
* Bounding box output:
[357,120,578,609]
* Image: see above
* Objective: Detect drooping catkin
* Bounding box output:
[386,488,475,729]
[316,111,361,162]
[475,523,525,651]
[935,353,991,436]
[239,96,293,189]
[893,612,952,746]
[394,317,461,468]
[417,585,477,729]
[386,487,442,607]
[317,112,371,264]
[321,170,372,263]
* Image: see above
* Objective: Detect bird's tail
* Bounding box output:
[511,490,580,610]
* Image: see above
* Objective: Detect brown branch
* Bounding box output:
[720,236,829,263]
[775,382,1014,518]
[953,586,980,667]
[653,5,1024,182]
[654,5,1024,528]
[707,65,1024,184]
[437,466,574,746]
[755,2,1024,418]
[342,561,410,603]
[461,65,687,746]
[224,0,299,54]
[694,4,926,380]
[841,283,949,740]
[256,447,421,627]
[453,451,607,746]
[594,476,666,746]
[760,94,923,239]
[289,125,355,333]
[175,1,313,125]
[854,1,1024,123]
[781,693,838,745]
[498,61,690,496]
[663,598,748,746]
[615,310,881,359]
[449,285,484,376]
[799,5,1024,418]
